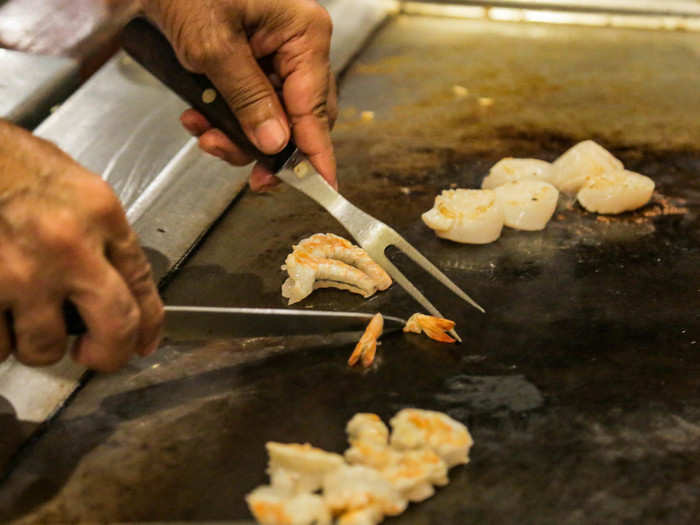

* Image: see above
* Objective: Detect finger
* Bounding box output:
[69,260,141,372]
[180,109,213,137]
[198,129,255,166]
[274,20,337,188]
[12,300,68,367]
[106,230,164,358]
[0,311,11,362]
[205,40,290,155]
[249,162,280,192]
[327,72,338,129]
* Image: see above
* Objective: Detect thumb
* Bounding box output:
[205,46,290,155]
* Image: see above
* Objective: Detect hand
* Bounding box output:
[0,120,164,372]
[140,0,338,192]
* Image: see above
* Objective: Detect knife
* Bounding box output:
[64,302,405,339]
[162,306,405,340]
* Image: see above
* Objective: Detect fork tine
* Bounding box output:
[387,234,486,314]
[371,252,463,343]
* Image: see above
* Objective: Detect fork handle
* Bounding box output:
[121,18,295,173]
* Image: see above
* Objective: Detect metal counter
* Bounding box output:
[1,11,699,525]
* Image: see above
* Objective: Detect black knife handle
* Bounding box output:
[63,301,86,335]
[121,18,295,173]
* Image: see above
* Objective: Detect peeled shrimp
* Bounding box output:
[551,140,623,195]
[246,486,332,525]
[493,180,559,231]
[389,409,473,469]
[576,169,654,214]
[337,506,384,525]
[281,234,391,305]
[322,465,408,517]
[381,449,449,502]
[403,313,456,343]
[266,442,345,493]
[481,158,553,189]
[348,313,383,368]
[296,234,392,291]
[347,413,390,445]
[421,189,504,244]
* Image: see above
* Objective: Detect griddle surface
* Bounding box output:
[2,15,699,524]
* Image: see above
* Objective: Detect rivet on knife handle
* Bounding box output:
[121,18,295,173]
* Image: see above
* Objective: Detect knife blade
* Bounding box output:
[162,306,406,340]
[64,301,405,339]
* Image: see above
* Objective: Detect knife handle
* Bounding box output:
[63,301,86,335]
[121,18,295,173]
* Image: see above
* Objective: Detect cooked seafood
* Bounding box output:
[381,449,449,503]
[247,410,474,525]
[481,158,553,189]
[348,313,383,368]
[281,234,391,305]
[296,234,392,291]
[246,486,332,525]
[421,189,504,244]
[403,313,456,343]
[337,506,384,525]
[322,465,408,517]
[266,442,345,493]
[576,169,655,214]
[347,413,390,445]
[389,409,473,468]
[344,413,449,503]
[493,180,559,231]
[551,140,623,195]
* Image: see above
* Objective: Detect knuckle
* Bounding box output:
[181,37,224,70]
[86,179,122,220]
[314,5,333,35]
[227,76,274,113]
[36,210,83,252]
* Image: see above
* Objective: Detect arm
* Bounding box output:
[0,119,164,371]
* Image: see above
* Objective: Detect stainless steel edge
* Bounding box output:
[0,49,78,129]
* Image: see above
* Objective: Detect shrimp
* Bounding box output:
[296,234,392,291]
[322,465,407,517]
[246,486,331,525]
[266,442,345,494]
[348,313,383,368]
[403,313,456,343]
[281,234,392,305]
[389,409,473,469]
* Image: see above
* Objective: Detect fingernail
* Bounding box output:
[254,119,287,154]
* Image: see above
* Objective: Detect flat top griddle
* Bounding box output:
[2,15,699,524]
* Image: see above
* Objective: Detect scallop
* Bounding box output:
[421,189,504,244]
[389,409,473,468]
[551,140,623,195]
[576,169,655,214]
[481,158,553,189]
[493,180,559,231]
[246,486,332,525]
[266,442,345,493]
